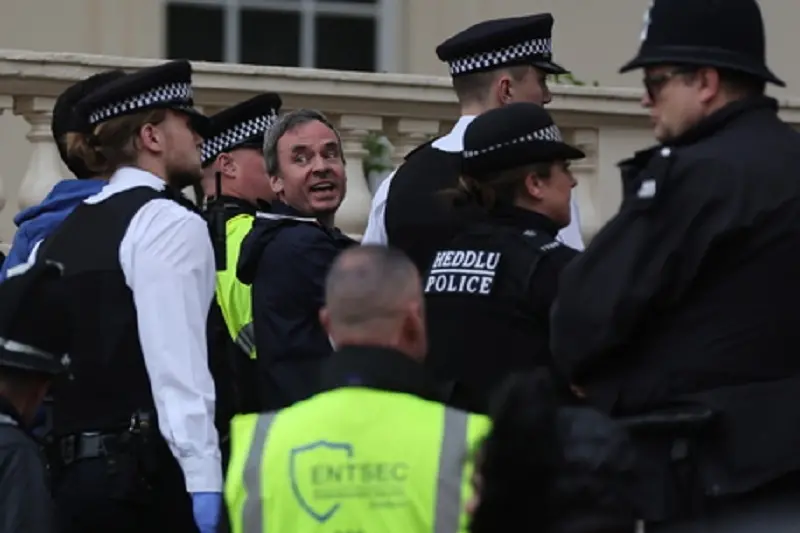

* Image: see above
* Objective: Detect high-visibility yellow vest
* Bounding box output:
[225,387,490,533]
[216,212,256,359]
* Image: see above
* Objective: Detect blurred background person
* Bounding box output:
[0,261,70,533]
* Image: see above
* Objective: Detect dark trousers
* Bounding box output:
[54,455,198,533]
[649,486,800,533]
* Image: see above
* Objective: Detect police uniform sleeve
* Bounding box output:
[121,198,222,493]
[360,170,395,245]
[551,157,747,384]
[0,439,54,533]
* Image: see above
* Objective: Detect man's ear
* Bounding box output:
[270,173,284,195]
[218,153,237,178]
[494,74,513,105]
[319,307,331,335]
[138,123,164,154]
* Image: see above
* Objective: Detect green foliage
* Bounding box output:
[552,72,600,87]
[362,132,394,176]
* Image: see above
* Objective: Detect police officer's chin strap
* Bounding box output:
[208,171,227,271]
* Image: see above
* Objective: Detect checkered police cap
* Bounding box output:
[436,13,568,77]
[75,59,209,134]
[200,93,283,167]
[462,102,584,177]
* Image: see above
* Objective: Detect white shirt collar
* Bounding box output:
[430,115,477,153]
[108,166,167,191]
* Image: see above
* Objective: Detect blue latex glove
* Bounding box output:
[192,492,222,533]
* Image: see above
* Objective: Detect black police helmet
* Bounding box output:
[620,0,784,86]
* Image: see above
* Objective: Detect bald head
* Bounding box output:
[321,246,427,359]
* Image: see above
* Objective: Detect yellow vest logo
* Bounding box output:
[290,440,410,523]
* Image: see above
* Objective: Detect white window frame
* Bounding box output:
[168,0,396,71]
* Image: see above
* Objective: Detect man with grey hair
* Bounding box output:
[237,108,356,411]
[224,245,489,533]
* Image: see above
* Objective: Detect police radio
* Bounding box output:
[209,171,228,271]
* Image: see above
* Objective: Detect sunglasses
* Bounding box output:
[642,68,696,100]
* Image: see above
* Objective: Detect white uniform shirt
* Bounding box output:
[29,167,222,493]
[362,115,585,251]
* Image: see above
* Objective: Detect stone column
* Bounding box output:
[13,96,63,210]
[385,117,442,168]
[0,95,12,215]
[335,113,384,239]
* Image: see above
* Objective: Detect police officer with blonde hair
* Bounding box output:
[31,60,222,533]
[226,245,489,533]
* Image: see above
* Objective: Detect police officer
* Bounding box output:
[0,261,68,533]
[32,60,222,533]
[423,102,584,415]
[551,0,800,529]
[201,94,282,426]
[363,13,584,274]
[226,245,489,533]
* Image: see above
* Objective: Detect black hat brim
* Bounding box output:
[619,46,785,87]
[174,106,213,138]
[532,60,569,75]
[0,347,63,375]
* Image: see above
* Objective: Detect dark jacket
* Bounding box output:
[551,96,800,517]
[0,397,53,533]
[424,206,579,414]
[237,201,356,411]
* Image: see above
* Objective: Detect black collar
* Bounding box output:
[321,345,441,401]
[206,195,267,216]
[489,204,562,238]
[272,200,312,218]
[667,95,777,148]
[619,95,778,170]
[0,395,26,430]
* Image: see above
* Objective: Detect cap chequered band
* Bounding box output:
[88,82,194,125]
[200,112,278,164]
[463,124,563,158]
[448,37,552,75]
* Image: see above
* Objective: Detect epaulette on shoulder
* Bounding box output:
[521,229,563,253]
[403,137,440,161]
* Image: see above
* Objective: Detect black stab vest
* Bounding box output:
[37,186,167,436]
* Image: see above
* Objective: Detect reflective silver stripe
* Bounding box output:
[434,407,469,533]
[235,323,256,356]
[0,336,58,362]
[255,211,317,224]
[242,413,277,533]
[0,414,17,427]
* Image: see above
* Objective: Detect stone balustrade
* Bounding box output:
[3,49,800,248]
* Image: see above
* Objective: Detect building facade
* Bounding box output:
[0,0,798,247]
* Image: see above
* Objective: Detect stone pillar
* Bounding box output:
[385,117,442,168]
[335,113,384,239]
[0,95,12,215]
[13,96,63,210]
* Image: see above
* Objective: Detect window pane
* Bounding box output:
[315,15,376,71]
[165,3,224,62]
[240,9,300,67]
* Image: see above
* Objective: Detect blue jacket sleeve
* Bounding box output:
[0,228,32,283]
